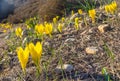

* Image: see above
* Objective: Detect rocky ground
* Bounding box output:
[0,0,120,81]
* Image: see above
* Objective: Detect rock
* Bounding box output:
[44,42,50,46]
[118,13,120,17]
[55,64,74,73]
[85,47,98,54]
[98,24,111,33]
[65,38,75,42]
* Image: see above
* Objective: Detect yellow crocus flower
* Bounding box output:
[109,4,115,14]
[105,5,110,14]
[53,17,57,24]
[105,4,113,14]
[3,30,7,33]
[15,27,23,38]
[26,24,31,29]
[88,9,96,23]
[61,17,65,23]
[0,24,5,27]
[78,9,83,15]
[58,23,63,33]
[16,47,29,73]
[71,10,74,16]
[44,23,53,37]
[105,1,117,14]
[111,1,117,13]
[35,24,45,35]
[75,17,79,30]
[56,16,59,20]
[28,42,42,66]
[111,1,117,10]
[5,23,12,29]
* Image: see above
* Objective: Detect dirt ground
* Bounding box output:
[0,0,120,81]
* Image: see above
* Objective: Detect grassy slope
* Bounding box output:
[0,0,120,81]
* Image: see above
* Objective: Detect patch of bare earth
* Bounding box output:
[0,1,120,81]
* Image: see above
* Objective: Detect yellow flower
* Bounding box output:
[111,1,117,10]
[105,1,117,14]
[0,24,5,27]
[44,23,53,37]
[61,17,65,23]
[78,9,83,15]
[105,4,113,14]
[5,23,12,29]
[88,9,96,23]
[105,5,110,14]
[58,23,63,33]
[56,16,59,20]
[75,17,79,30]
[26,25,31,29]
[16,47,29,73]
[28,42,42,65]
[15,27,23,38]
[3,30,7,33]
[35,24,45,35]
[71,10,74,16]
[53,17,57,24]
[109,4,115,14]
[110,1,117,14]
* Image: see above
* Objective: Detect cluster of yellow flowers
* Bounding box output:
[14,15,66,73]
[35,24,45,35]
[86,1,117,23]
[0,23,12,32]
[15,22,53,39]
[105,1,117,14]
[16,42,42,73]
[35,22,53,37]
[15,27,23,38]
[14,1,118,74]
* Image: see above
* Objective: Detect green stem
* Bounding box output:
[59,55,66,81]
[84,17,88,27]
[35,61,41,77]
[36,65,41,77]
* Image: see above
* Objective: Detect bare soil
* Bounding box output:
[0,0,120,81]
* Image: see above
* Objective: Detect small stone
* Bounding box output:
[118,13,120,17]
[98,24,111,33]
[44,42,50,46]
[85,47,98,54]
[65,38,75,42]
[55,64,74,73]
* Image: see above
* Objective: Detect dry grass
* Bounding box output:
[6,0,89,23]
[6,0,66,23]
